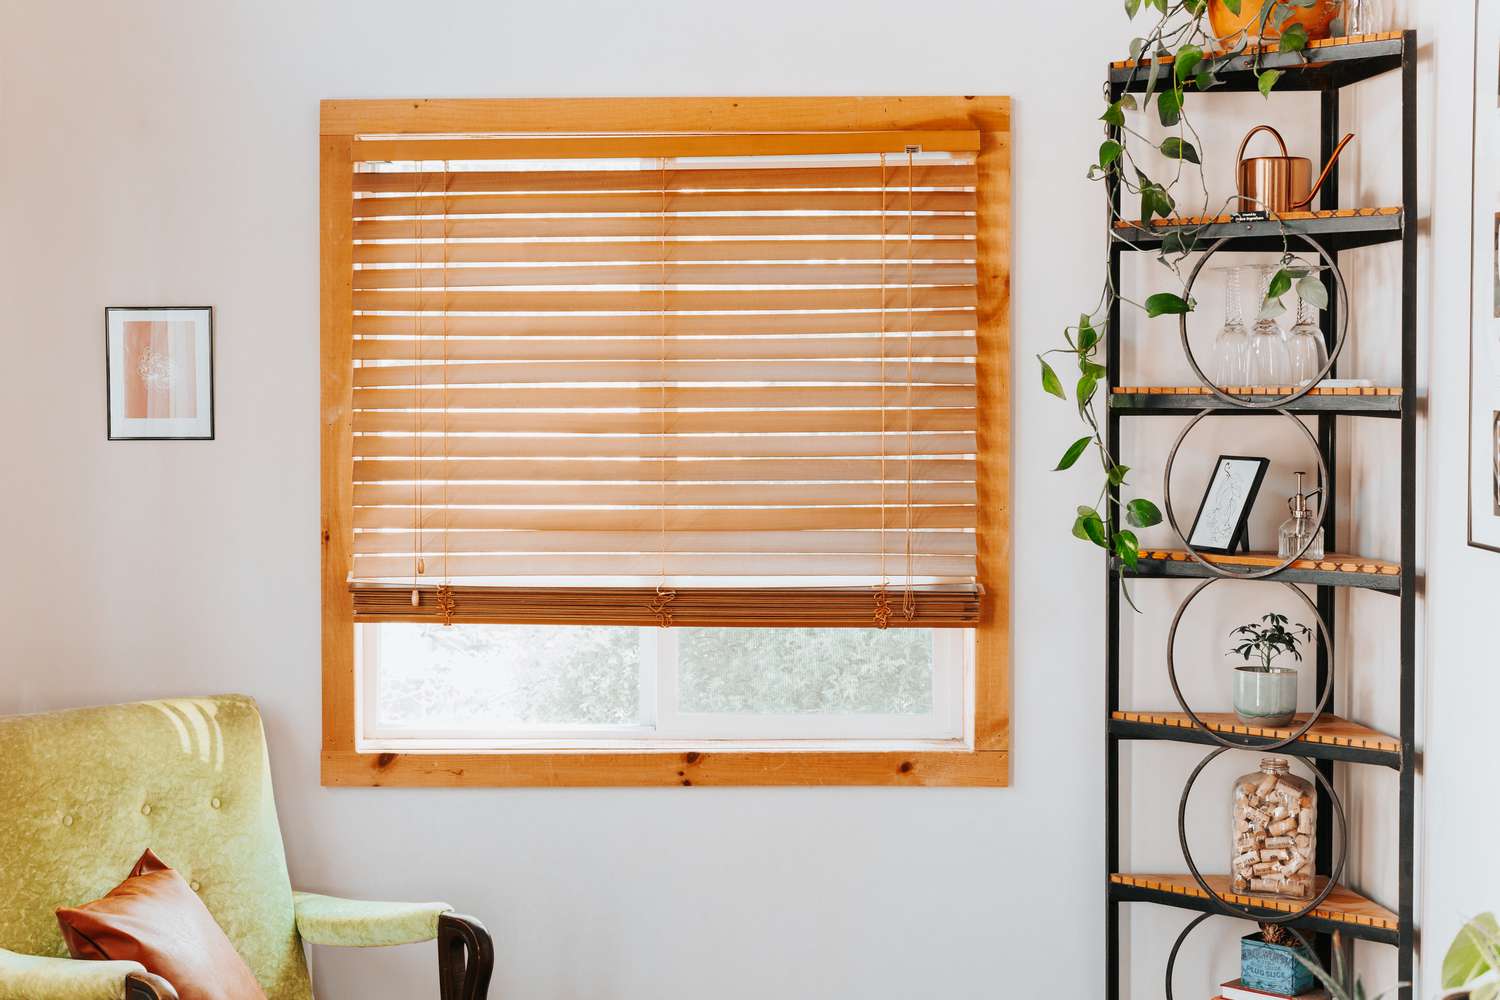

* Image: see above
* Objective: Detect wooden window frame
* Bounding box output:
[321,97,1011,787]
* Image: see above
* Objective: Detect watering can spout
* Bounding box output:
[1293,132,1356,211]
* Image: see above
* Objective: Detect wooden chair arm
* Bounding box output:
[124,971,179,1000]
[437,913,494,1000]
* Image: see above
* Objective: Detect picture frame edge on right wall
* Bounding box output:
[1468,0,1500,553]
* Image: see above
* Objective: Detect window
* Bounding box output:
[322,98,1011,786]
[361,623,968,746]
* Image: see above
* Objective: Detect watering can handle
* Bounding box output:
[1292,132,1357,211]
[1237,124,1290,165]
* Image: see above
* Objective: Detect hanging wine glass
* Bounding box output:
[1210,265,1251,387]
[1286,276,1330,387]
[1247,266,1291,388]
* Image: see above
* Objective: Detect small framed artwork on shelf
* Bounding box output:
[105,306,214,441]
[1187,455,1269,554]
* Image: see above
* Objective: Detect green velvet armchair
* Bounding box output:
[0,695,493,1000]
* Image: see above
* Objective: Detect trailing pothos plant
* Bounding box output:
[1042,0,1332,610]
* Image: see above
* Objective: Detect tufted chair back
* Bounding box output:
[0,695,313,1000]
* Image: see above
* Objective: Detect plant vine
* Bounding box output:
[1043,0,1331,610]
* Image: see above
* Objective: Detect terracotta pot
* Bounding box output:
[1208,0,1340,44]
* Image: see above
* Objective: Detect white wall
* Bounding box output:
[0,1,1492,998]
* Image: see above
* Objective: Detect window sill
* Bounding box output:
[322,747,1008,787]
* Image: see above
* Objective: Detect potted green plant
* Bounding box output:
[1228,612,1312,726]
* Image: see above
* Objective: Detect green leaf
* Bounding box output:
[1173,44,1203,82]
[1195,68,1220,92]
[1055,436,1093,472]
[1078,314,1100,352]
[1258,69,1284,97]
[1267,268,1293,300]
[1157,87,1182,127]
[1075,373,1099,417]
[1124,0,1141,17]
[1118,93,1138,111]
[1279,22,1309,52]
[1039,358,1065,400]
[1126,498,1163,527]
[1223,0,1240,11]
[1098,139,1122,170]
[1160,230,1197,256]
[1079,359,1108,379]
[1297,274,1329,310]
[1159,137,1201,164]
[1145,292,1191,317]
[1075,512,1108,548]
[1107,464,1131,487]
[1444,914,1500,988]
[1100,101,1125,127]
[1258,295,1287,321]
[1113,530,1140,568]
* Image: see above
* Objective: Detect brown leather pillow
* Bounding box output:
[55,849,267,1000]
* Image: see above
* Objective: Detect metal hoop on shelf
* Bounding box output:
[1176,745,1349,926]
[1180,235,1350,410]
[1164,911,1318,1000]
[1167,578,1334,752]
[1162,407,1331,580]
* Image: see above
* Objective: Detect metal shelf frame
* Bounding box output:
[1101,30,1418,1000]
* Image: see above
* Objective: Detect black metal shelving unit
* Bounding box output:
[1102,31,1417,1000]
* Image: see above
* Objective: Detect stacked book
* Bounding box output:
[1216,980,1330,1000]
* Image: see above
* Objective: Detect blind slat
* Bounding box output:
[352,505,978,532]
[352,481,978,507]
[352,334,978,363]
[353,407,978,435]
[353,163,978,194]
[352,189,977,219]
[352,529,976,557]
[350,552,976,579]
[353,237,978,266]
[352,360,976,388]
[352,432,977,460]
[353,214,977,240]
[351,285,978,313]
[351,385,976,410]
[350,457,977,484]
[351,130,980,162]
[351,262,977,290]
[352,309,977,338]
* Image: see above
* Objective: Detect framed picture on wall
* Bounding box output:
[1469,0,1500,552]
[105,307,214,441]
[1187,455,1269,555]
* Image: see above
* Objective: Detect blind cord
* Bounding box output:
[874,152,891,630]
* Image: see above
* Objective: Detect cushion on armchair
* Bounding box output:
[55,849,266,1000]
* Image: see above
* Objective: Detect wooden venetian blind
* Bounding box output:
[341,130,986,628]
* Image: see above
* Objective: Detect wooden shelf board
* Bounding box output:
[1138,549,1399,577]
[1114,206,1401,232]
[1111,873,1397,932]
[1111,711,1400,755]
[1110,31,1405,70]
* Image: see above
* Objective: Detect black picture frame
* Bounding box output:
[104,306,215,441]
[1186,454,1270,555]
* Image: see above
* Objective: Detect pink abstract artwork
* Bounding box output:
[122,321,198,419]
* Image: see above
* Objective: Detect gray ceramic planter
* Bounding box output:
[1233,666,1299,727]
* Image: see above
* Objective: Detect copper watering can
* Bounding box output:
[1236,125,1355,214]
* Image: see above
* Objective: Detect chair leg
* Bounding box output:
[437,912,494,1000]
[125,972,179,1000]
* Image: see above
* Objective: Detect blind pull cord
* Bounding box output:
[649,156,676,628]
[874,152,891,630]
[903,147,917,621]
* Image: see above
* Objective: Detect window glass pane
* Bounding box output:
[374,623,641,729]
[676,628,934,715]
